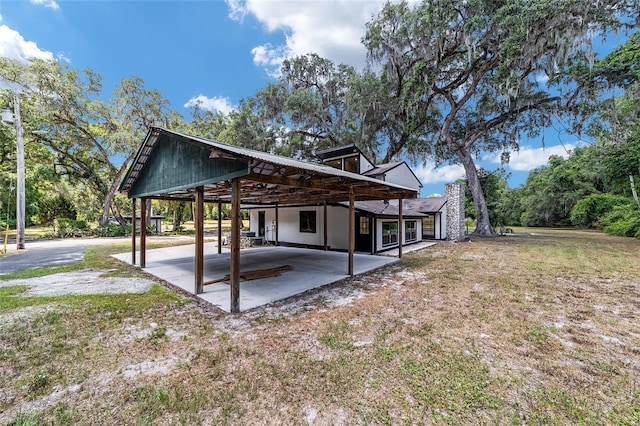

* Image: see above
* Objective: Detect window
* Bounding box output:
[405,221,417,242]
[326,159,341,170]
[344,155,359,173]
[300,211,317,233]
[382,222,398,247]
[359,216,369,235]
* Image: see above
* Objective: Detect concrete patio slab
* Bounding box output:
[112,244,398,312]
[379,241,437,257]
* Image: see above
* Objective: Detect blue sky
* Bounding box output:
[0,0,629,196]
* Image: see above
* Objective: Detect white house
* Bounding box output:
[247,145,451,254]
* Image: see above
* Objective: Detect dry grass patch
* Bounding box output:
[1,229,639,424]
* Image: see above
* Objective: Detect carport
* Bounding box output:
[119,127,417,312]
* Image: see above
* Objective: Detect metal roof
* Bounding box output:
[362,161,404,177]
[120,127,418,204]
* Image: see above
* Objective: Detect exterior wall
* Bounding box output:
[359,153,375,173]
[327,206,349,250]
[384,164,422,192]
[445,182,466,242]
[249,205,349,250]
[436,205,447,240]
[249,209,277,242]
[250,206,423,253]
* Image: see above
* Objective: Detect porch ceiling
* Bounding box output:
[120,127,418,204]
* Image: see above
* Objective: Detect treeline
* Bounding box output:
[467,139,640,238]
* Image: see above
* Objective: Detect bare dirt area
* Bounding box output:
[0,270,156,297]
[1,229,639,424]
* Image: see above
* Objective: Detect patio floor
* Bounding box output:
[112,244,399,312]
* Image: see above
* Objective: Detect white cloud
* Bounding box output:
[30,0,60,10]
[489,143,582,171]
[228,0,388,75]
[0,25,54,62]
[184,95,235,115]
[415,161,466,185]
[251,43,289,77]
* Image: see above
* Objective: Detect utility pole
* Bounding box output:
[13,94,25,250]
[1,94,26,250]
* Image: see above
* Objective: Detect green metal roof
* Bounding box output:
[120,127,418,204]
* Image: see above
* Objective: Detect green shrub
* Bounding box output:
[570,194,633,228]
[95,223,132,237]
[0,219,15,228]
[54,218,91,238]
[601,205,640,238]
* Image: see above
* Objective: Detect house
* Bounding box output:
[119,127,421,312]
[247,144,452,254]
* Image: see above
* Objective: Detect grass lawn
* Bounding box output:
[1,229,639,424]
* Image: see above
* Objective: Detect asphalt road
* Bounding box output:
[0,237,127,275]
[0,236,195,275]
[0,244,86,275]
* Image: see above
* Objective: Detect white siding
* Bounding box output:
[251,206,426,253]
[249,205,349,249]
[436,205,447,239]
[384,163,421,192]
[359,153,375,173]
[327,206,349,250]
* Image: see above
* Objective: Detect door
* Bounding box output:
[422,215,435,239]
[258,211,265,237]
[356,214,373,253]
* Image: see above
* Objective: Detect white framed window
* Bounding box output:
[382,221,398,247]
[405,220,417,242]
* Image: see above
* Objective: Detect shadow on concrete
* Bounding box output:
[112,244,399,312]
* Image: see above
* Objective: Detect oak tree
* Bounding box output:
[363,0,637,235]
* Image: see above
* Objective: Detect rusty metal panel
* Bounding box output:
[127,134,248,198]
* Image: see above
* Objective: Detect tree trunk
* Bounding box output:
[100,151,136,226]
[172,203,178,230]
[630,172,640,208]
[458,150,494,236]
[111,202,126,225]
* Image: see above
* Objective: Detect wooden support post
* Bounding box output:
[217,201,223,254]
[275,203,279,246]
[140,197,147,268]
[230,178,241,313]
[131,198,136,265]
[348,187,355,276]
[323,200,328,251]
[398,197,403,259]
[195,187,204,294]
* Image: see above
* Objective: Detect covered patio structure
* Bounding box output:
[119,127,417,312]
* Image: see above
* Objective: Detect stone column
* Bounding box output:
[445,182,466,242]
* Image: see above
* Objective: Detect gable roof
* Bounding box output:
[403,197,447,213]
[363,161,424,189]
[336,197,446,217]
[120,127,418,205]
